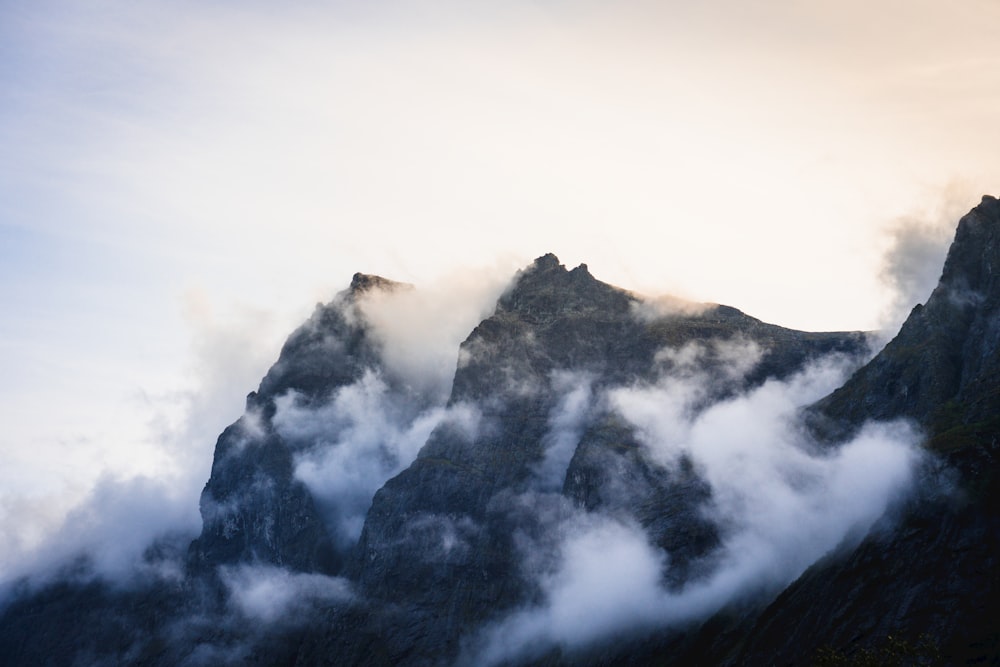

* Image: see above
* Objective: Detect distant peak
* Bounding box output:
[967,194,1000,222]
[962,194,1000,226]
[937,194,1000,293]
[520,254,594,280]
[349,273,410,295]
[494,253,633,323]
[531,253,562,271]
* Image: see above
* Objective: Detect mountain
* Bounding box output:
[720,196,1000,665]
[1,199,998,666]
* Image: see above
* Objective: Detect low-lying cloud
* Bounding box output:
[878,192,971,332]
[630,294,713,322]
[0,265,506,593]
[220,564,353,624]
[276,371,482,544]
[356,266,513,402]
[532,371,595,492]
[0,265,929,667]
[464,348,923,665]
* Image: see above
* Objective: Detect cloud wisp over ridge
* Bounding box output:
[0,255,942,666]
[464,347,923,665]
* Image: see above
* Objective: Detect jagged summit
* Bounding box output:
[730,198,1000,666]
[815,194,1000,440]
[348,272,410,295]
[495,253,633,324]
[530,251,562,270]
[935,194,1000,301]
[512,252,593,279]
[3,203,999,666]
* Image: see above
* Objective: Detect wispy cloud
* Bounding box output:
[464,352,922,664]
[0,1,993,656]
[877,184,978,332]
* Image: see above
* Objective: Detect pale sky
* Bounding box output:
[1,0,999,577]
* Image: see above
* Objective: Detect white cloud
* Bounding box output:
[276,371,482,544]
[0,294,291,588]
[465,353,923,665]
[0,474,198,590]
[468,515,668,666]
[532,371,595,492]
[221,564,353,624]
[877,187,974,331]
[355,265,514,402]
[0,0,990,649]
[630,295,712,322]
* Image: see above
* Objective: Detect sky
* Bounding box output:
[1,0,999,580]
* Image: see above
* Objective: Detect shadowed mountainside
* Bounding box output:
[1,199,999,666]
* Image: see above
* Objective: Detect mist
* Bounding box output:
[878,196,966,332]
[1,1,996,663]
[220,564,353,624]
[0,296,291,589]
[464,349,923,665]
[355,265,514,401]
[0,261,926,659]
[277,375,482,545]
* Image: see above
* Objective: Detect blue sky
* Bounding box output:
[2,0,999,579]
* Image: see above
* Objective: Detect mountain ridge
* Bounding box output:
[1,200,998,665]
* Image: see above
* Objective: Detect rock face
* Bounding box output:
[721,196,1000,666]
[189,273,412,575]
[654,196,1000,667]
[815,195,1000,439]
[336,255,865,662]
[1,199,999,666]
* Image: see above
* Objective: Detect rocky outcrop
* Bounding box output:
[815,195,1000,443]
[188,274,410,574]
[342,254,867,662]
[688,196,1000,666]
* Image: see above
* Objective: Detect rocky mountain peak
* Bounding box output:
[530,251,562,270]
[495,253,632,324]
[814,194,1000,441]
[4,204,998,666]
[934,194,1000,301]
[348,272,410,296]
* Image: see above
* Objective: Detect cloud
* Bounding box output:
[607,338,764,468]
[532,371,595,492]
[467,515,668,666]
[398,513,481,564]
[630,294,713,322]
[276,370,482,545]
[220,564,353,625]
[356,265,515,402]
[135,564,356,666]
[464,351,923,665]
[0,474,197,593]
[0,293,290,591]
[878,186,978,331]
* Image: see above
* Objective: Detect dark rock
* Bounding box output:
[5,194,1000,667]
[190,275,407,574]
[690,196,1000,666]
[814,195,1000,445]
[344,254,867,662]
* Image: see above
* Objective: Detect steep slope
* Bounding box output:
[815,195,1000,444]
[326,254,867,663]
[189,272,411,574]
[697,196,1000,665]
[0,250,917,667]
